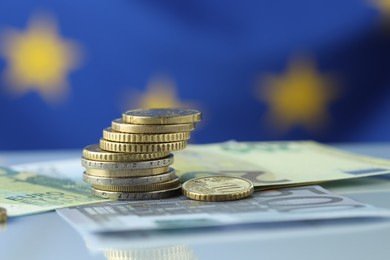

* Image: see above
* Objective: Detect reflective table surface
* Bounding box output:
[1,143,390,260]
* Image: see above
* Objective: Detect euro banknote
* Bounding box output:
[57,185,390,234]
[0,166,105,217]
[4,141,390,216]
[174,141,390,190]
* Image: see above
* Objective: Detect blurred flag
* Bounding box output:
[0,0,390,150]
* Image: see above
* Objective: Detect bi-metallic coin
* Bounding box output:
[81,154,173,170]
[83,168,176,186]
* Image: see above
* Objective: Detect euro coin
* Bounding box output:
[99,139,187,153]
[92,185,182,200]
[0,207,6,223]
[83,168,176,186]
[122,108,202,125]
[182,176,254,202]
[85,166,169,178]
[83,144,170,162]
[81,154,174,170]
[103,127,191,143]
[92,177,180,192]
[112,119,195,133]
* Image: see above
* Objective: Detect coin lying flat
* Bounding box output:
[122,108,202,125]
[81,154,174,170]
[83,144,170,162]
[0,207,6,223]
[103,127,191,143]
[112,119,195,133]
[100,139,187,153]
[85,166,169,178]
[92,185,182,200]
[93,177,180,192]
[83,168,176,186]
[182,176,254,202]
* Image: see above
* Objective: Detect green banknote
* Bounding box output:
[175,141,390,190]
[0,166,105,217]
[323,174,390,195]
[3,141,390,217]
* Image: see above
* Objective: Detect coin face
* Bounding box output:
[122,108,202,125]
[182,176,254,202]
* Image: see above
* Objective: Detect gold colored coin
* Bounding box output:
[122,108,202,125]
[100,139,187,153]
[85,166,169,177]
[83,168,176,186]
[92,185,182,200]
[92,177,180,192]
[0,207,6,223]
[182,176,254,202]
[112,119,195,133]
[82,144,170,162]
[103,127,191,143]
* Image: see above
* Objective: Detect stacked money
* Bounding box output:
[81,108,201,200]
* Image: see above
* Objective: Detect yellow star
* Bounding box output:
[372,0,390,15]
[257,58,339,134]
[127,75,193,109]
[0,14,81,102]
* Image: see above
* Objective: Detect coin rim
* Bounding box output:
[81,154,174,170]
[99,139,187,153]
[83,168,176,186]
[103,127,191,143]
[83,144,170,162]
[92,177,180,192]
[92,185,182,200]
[0,207,6,223]
[85,166,170,177]
[112,119,195,133]
[122,108,202,125]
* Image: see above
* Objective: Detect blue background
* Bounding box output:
[0,0,390,150]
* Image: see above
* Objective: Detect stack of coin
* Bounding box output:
[82,108,201,200]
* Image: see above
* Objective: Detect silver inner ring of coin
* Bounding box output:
[83,168,176,186]
[81,154,174,170]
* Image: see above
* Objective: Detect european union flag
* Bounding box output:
[0,1,390,150]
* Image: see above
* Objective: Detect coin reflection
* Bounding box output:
[104,245,197,260]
